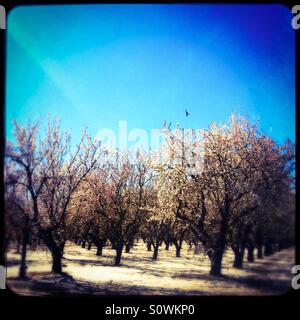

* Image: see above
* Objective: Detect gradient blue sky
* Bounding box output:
[6,4,295,147]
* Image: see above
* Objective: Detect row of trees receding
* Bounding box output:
[5,114,295,277]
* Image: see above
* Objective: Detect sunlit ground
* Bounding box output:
[6,241,294,296]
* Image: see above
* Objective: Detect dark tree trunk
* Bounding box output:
[146,241,152,251]
[257,245,263,259]
[19,240,27,278]
[209,250,223,276]
[209,197,229,276]
[51,249,63,273]
[87,242,92,250]
[125,244,131,253]
[39,228,65,274]
[255,227,263,259]
[247,246,254,263]
[19,224,29,279]
[165,241,170,251]
[96,239,104,256]
[264,242,273,256]
[114,242,123,266]
[96,245,103,256]
[16,240,20,254]
[152,246,159,260]
[174,242,181,257]
[81,240,86,248]
[4,237,10,255]
[233,248,245,269]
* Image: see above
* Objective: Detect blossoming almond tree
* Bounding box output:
[4,163,32,279]
[89,150,151,265]
[155,114,294,275]
[6,118,102,273]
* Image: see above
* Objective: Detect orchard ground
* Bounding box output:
[6,241,294,296]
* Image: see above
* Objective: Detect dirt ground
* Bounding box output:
[6,241,295,296]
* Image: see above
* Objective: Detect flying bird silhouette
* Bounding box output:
[185,109,189,117]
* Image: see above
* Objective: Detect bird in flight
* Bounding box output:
[185,109,190,117]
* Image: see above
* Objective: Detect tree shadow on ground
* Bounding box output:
[7,272,203,296]
[62,256,176,278]
[174,272,290,295]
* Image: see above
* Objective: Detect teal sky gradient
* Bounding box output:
[6,4,295,147]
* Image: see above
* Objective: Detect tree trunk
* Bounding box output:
[247,246,254,263]
[4,237,10,255]
[146,241,152,251]
[233,249,244,269]
[152,246,159,260]
[96,240,104,256]
[209,250,223,276]
[165,241,170,250]
[264,242,273,256]
[125,244,131,253]
[255,227,263,259]
[209,197,229,276]
[87,242,92,250]
[257,245,263,259]
[96,245,103,256]
[174,242,181,257]
[81,240,86,248]
[51,249,62,273]
[16,240,20,254]
[19,226,29,279]
[114,242,123,266]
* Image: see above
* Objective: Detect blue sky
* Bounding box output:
[6,4,295,147]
